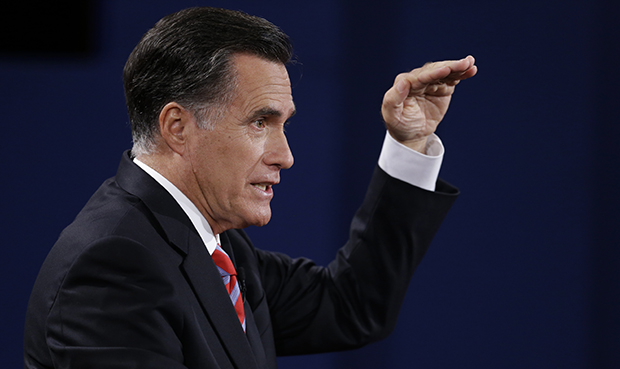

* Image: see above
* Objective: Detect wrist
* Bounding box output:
[393,135,429,154]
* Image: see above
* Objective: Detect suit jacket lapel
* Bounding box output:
[242,301,267,368]
[115,151,259,369]
[181,233,259,369]
[220,232,268,369]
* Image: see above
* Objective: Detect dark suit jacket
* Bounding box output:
[24,151,458,369]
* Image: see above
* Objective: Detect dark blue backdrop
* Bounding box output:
[3,1,619,368]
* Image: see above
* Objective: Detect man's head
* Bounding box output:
[123,7,293,156]
[124,8,296,234]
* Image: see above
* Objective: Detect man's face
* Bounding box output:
[185,53,295,234]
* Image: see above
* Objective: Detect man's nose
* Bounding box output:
[264,130,294,170]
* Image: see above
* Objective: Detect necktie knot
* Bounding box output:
[212,245,236,277]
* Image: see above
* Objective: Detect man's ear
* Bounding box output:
[158,102,192,155]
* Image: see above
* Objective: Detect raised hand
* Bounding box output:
[381,55,477,153]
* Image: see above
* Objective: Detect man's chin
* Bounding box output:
[251,214,272,228]
[244,207,272,228]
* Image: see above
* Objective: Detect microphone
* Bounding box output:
[238,267,247,304]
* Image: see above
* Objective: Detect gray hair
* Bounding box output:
[122,7,293,156]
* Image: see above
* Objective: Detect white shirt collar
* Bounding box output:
[133,158,219,254]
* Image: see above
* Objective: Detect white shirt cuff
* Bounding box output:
[378,132,444,192]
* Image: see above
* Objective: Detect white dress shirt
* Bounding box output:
[133,159,221,254]
[134,130,444,255]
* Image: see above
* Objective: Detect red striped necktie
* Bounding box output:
[211,244,246,332]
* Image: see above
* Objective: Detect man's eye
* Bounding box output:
[254,119,265,128]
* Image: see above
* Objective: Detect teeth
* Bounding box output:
[253,184,267,191]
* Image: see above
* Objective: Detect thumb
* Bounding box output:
[382,78,410,114]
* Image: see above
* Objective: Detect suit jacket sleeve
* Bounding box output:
[253,166,458,355]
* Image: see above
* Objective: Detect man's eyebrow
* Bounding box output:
[250,106,297,121]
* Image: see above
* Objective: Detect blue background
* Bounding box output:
[3,0,619,368]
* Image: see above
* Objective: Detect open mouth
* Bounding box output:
[252,183,270,191]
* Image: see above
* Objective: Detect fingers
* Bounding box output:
[424,55,476,79]
[382,55,478,118]
[403,55,477,93]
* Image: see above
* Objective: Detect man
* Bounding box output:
[24,7,476,369]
